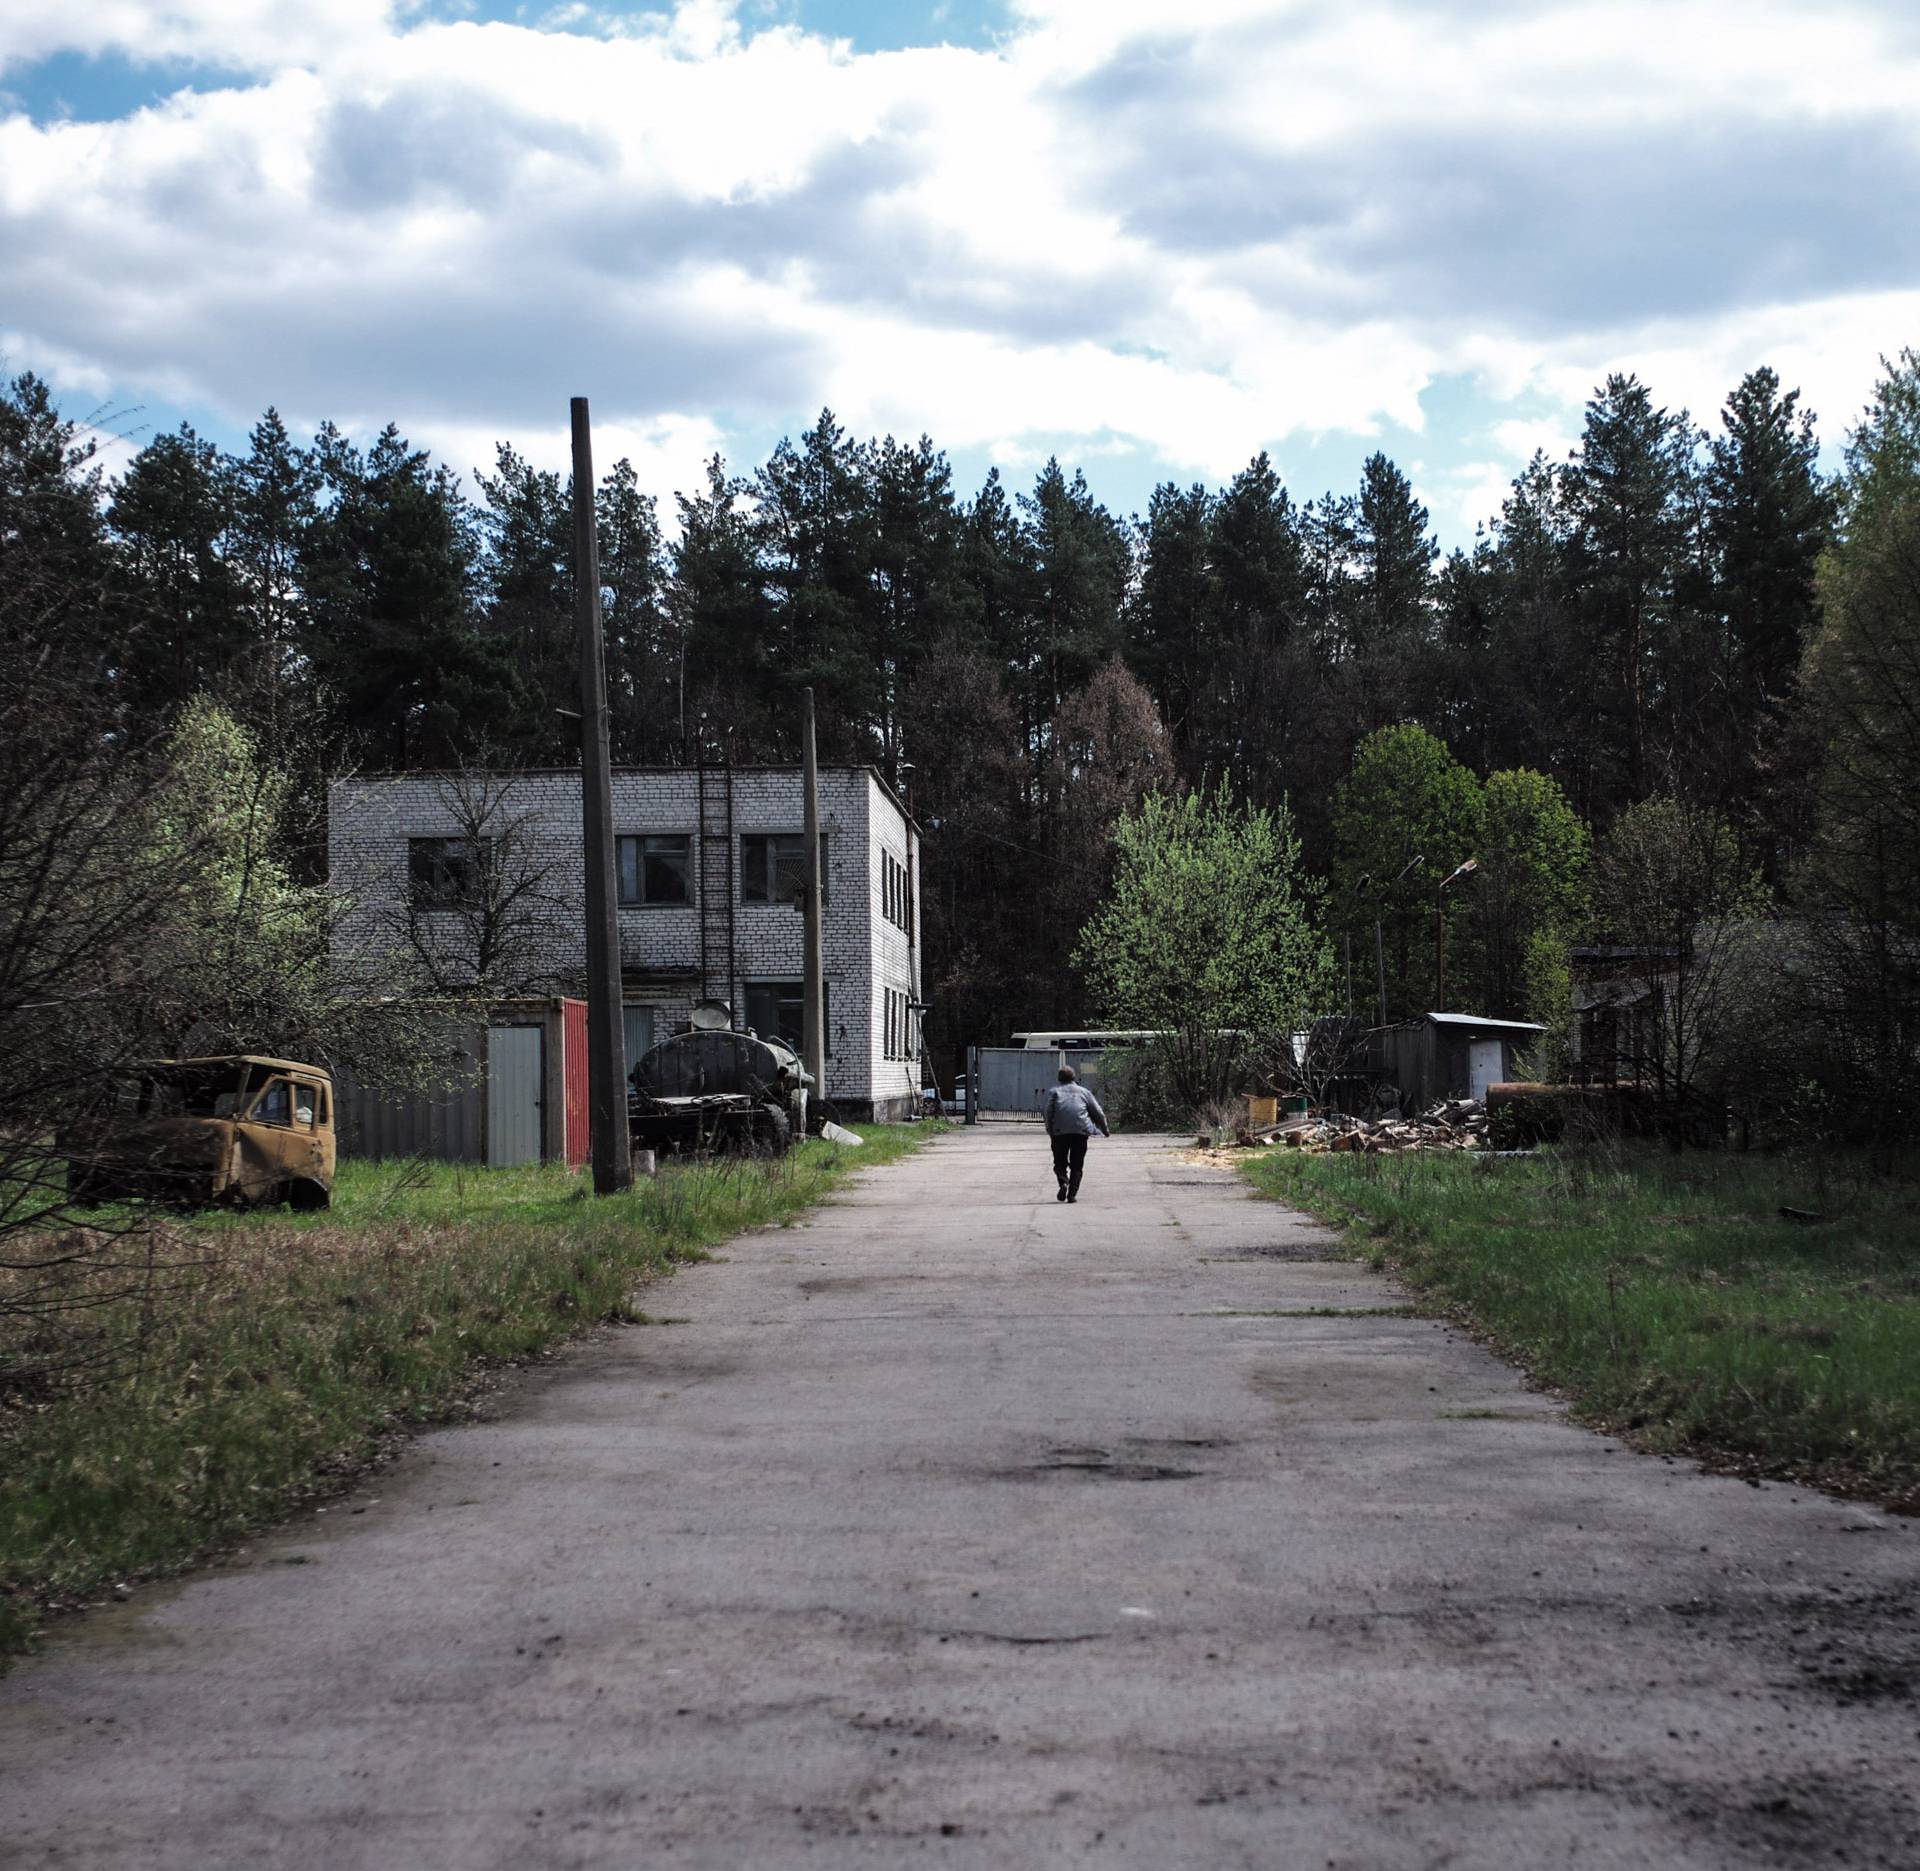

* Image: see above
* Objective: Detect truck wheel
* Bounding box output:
[287,1178,331,1211]
[750,1106,792,1156]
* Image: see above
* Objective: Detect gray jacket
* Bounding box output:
[1044,1082,1110,1137]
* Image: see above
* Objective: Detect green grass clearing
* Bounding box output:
[0,1125,942,1662]
[1240,1143,1920,1508]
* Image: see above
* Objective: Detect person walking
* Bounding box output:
[1044,1065,1109,1204]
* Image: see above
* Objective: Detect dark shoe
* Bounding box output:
[1067,1193,1078,1203]
[1056,1186,1068,1202]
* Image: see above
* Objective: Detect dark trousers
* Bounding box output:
[1050,1133,1089,1196]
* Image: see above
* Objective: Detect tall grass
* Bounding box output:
[1242,1143,1920,1505]
[0,1126,940,1661]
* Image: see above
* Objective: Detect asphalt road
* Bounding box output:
[4,1129,1917,1868]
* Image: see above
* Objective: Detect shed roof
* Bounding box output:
[1423,1013,1546,1035]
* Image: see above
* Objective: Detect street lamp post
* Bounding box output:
[1380,855,1424,1026]
[1346,872,1370,1016]
[1434,858,1479,1011]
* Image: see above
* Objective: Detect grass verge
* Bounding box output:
[1240,1142,1920,1511]
[0,1124,942,1663]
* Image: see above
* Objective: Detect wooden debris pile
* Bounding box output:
[1205,1098,1491,1155]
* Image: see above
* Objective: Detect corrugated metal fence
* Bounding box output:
[334,1017,487,1163]
[970,1047,1111,1120]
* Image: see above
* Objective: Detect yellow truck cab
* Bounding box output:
[66,1056,336,1210]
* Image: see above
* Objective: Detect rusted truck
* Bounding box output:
[65,1055,336,1210]
[627,1024,809,1157]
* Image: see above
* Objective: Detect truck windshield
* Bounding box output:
[113,1067,243,1118]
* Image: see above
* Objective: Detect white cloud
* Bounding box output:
[0,0,398,73]
[413,410,727,512]
[0,0,1912,532]
[1490,418,1576,468]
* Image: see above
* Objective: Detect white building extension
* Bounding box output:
[329,765,925,1123]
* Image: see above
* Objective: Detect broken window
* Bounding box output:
[617,834,692,906]
[108,1065,242,1119]
[741,833,828,906]
[409,837,492,910]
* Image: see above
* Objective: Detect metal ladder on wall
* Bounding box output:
[696,753,736,1016]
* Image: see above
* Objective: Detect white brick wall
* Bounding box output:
[328,766,922,1116]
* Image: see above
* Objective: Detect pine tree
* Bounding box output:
[866,433,963,784]
[1562,374,1700,809]
[107,423,249,721]
[474,441,573,759]
[0,371,108,596]
[1477,453,1583,794]
[1701,368,1834,856]
[231,409,321,714]
[672,455,775,758]
[302,424,523,767]
[752,410,878,758]
[1207,454,1309,805]
[958,469,1035,764]
[596,457,675,764]
[1130,480,1214,762]
[1019,459,1129,752]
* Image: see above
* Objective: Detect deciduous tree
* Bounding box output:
[1075,785,1331,1112]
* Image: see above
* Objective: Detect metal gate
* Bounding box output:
[971,1047,1111,1119]
[487,1025,544,1167]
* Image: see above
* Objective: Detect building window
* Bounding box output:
[617,834,692,906]
[622,1005,656,1073]
[741,833,828,906]
[745,981,829,1056]
[882,988,914,1060]
[879,851,911,931]
[409,837,491,910]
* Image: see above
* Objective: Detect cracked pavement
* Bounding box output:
[3,1128,1916,1867]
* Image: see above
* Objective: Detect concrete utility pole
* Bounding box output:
[572,397,633,1194]
[800,687,827,1120]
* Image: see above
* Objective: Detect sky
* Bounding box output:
[1,0,1914,547]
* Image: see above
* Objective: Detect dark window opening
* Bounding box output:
[617,834,692,906]
[105,1065,245,1119]
[745,980,829,1056]
[409,837,492,910]
[741,833,828,906]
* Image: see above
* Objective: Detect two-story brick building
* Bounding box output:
[329,765,924,1123]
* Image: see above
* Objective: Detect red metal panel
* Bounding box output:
[561,997,590,1168]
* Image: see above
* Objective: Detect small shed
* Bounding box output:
[1368,1012,1547,1111]
[334,997,591,1168]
